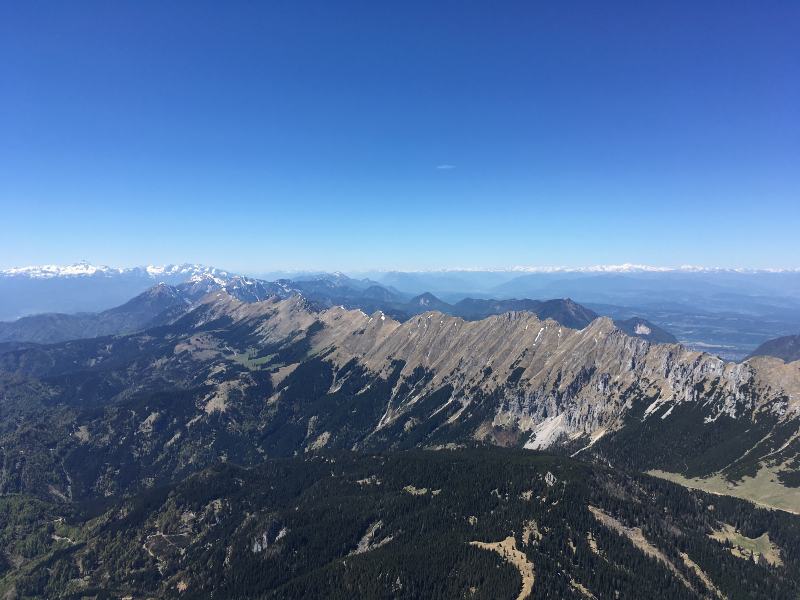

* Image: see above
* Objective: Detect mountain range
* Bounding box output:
[0,263,230,321]
[0,269,674,346]
[4,262,800,358]
[1,285,798,505]
[366,269,800,360]
[2,264,800,597]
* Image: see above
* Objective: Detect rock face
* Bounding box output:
[178,294,800,472]
[2,291,799,501]
[302,302,798,455]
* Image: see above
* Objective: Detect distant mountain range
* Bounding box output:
[0,262,229,320]
[3,262,800,357]
[0,273,285,344]
[0,268,673,346]
[0,283,188,344]
[366,269,800,360]
[0,263,221,279]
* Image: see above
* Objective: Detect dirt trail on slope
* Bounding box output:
[469,536,534,600]
[680,552,726,599]
[589,506,708,596]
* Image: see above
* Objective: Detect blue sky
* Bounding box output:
[1,1,798,271]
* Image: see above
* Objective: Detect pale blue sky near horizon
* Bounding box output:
[1,1,798,272]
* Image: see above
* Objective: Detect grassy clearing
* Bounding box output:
[648,465,800,515]
[469,536,535,600]
[232,350,273,370]
[709,523,783,566]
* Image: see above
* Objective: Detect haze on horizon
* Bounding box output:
[1,2,798,272]
[3,261,800,277]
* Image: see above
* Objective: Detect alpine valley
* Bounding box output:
[1,266,800,599]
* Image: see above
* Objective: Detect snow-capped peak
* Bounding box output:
[0,262,122,278]
[187,272,229,287]
[0,262,230,280]
[145,264,231,279]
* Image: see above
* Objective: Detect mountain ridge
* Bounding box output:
[2,290,798,511]
[0,270,672,346]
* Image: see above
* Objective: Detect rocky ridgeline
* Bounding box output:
[215,295,799,449]
[3,289,800,503]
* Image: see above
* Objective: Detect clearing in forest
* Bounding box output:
[709,523,782,566]
[469,536,534,600]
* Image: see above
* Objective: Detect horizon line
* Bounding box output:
[3,261,800,277]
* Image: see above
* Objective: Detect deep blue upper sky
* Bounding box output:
[1,1,798,271]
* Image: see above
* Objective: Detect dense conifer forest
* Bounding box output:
[1,448,798,599]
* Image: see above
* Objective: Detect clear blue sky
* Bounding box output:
[1,1,798,271]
